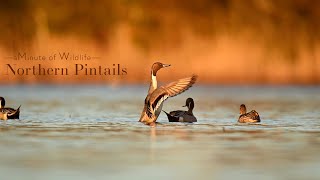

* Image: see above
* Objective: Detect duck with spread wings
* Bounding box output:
[139,62,197,126]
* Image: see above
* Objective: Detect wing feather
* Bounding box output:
[146,101,153,118]
[154,95,169,112]
[145,94,169,119]
[163,75,198,97]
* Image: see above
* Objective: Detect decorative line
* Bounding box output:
[91,57,101,59]
[4,57,14,59]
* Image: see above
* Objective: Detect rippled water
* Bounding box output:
[0,85,319,180]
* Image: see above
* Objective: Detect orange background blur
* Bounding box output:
[0,0,319,85]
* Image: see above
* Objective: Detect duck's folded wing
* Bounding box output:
[239,110,260,123]
[8,105,21,116]
[170,110,186,117]
[163,110,180,122]
[1,107,16,114]
[0,106,21,119]
[248,110,260,121]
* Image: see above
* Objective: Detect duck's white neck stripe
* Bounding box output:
[151,73,157,89]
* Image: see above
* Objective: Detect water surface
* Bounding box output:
[0,85,319,180]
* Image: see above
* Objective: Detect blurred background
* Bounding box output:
[1,2,320,179]
[0,0,319,84]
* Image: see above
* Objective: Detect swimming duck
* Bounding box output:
[139,62,198,126]
[238,104,260,123]
[163,98,197,123]
[0,97,21,120]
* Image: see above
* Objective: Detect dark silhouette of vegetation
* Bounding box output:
[0,0,319,67]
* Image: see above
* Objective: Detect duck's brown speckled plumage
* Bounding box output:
[238,104,260,123]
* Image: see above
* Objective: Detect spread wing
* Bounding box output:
[163,75,198,97]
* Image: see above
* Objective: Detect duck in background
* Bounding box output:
[0,97,21,120]
[238,104,260,123]
[163,98,197,123]
[139,62,198,126]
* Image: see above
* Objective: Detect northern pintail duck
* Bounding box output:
[139,62,198,126]
[0,97,21,120]
[163,97,197,123]
[238,104,260,123]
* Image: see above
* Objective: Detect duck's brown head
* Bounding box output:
[151,62,170,76]
[0,97,5,108]
[240,104,246,115]
[183,98,195,111]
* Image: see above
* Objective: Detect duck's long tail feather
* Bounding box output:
[8,105,21,119]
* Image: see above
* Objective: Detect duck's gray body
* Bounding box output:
[164,110,197,123]
[163,98,197,123]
